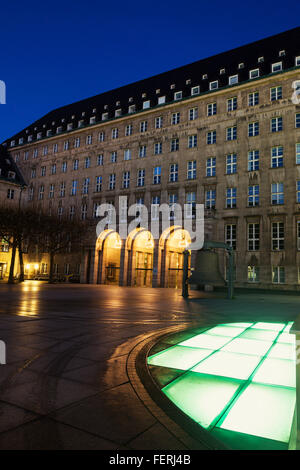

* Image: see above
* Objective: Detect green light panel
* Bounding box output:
[219,383,295,443]
[163,372,241,429]
[147,345,213,370]
[147,321,296,449]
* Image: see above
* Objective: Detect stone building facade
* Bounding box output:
[2,27,300,289]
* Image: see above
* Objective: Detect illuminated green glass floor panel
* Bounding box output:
[219,383,296,443]
[148,321,296,449]
[163,372,242,429]
[191,350,261,380]
[147,345,213,370]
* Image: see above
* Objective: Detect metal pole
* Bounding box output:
[182,250,189,298]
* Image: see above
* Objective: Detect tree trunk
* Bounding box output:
[8,239,17,284]
[18,240,24,282]
[48,251,55,283]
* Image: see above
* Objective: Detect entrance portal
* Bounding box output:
[127,229,154,287]
[97,230,121,285]
[160,227,191,288]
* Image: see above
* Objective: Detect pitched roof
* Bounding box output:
[0,145,26,186]
[3,26,300,148]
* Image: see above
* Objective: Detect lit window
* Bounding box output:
[249,69,259,79]
[229,75,238,85]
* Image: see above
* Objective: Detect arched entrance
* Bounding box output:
[126,228,154,287]
[159,226,191,288]
[96,230,122,285]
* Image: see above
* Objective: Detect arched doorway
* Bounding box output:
[126,228,154,287]
[97,230,122,285]
[159,226,191,288]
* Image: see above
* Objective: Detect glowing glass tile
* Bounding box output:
[252,322,285,332]
[283,322,294,333]
[277,333,295,344]
[206,326,246,338]
[239,328,278,341]
[252,357,295,387]
[191,351,261,380]
[223,322,254,328]
[219,383,296,443]
[221,338,273,356]
[179,333,231,350]
[268,343,295,361]
[147,345,213,370]
[163,372,241,429]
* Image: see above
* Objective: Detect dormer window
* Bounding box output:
[115,108,122,117]
[56,126,63,134]
[128,105,136,113]
[249,68,259,79]
[67,123,73,131]
[46,130,52,137]
[81,112,85,117]
[8,171,16,179]
[170,84,175,89]
[10,140,15,147]
[78,120,84,127]
[104,105,108,110]
[71,115,75,119]
[18,137,24,145]
[238,63,244,69]
[279,50,285,57]
[156,89,160,94]
[116,101,120,106]
[142,93,147,98]
[209,81,218,90]
[219,68,225,75]
[128,97,133,102]
[61,118,65,123]
[90,116,96,124]
[258,56,264,63]
[102,112,108,120]
[186,79,191,85]
[229,75,238,85]
[174,91,182,100]
[272,62,282,73]
[28,135,33,142]
[191,86,200,95]
[143,100,150,109]
[158,96,166,105]
[202,74,208,80]
[37,132,42,140]
[295,56,300,66]
[52,121,55,126]
[92,108,97,113]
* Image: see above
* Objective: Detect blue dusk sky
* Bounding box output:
[0,0,299,142]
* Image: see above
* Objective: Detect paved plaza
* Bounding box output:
[0,282,299,450]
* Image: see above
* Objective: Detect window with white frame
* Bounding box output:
[71,180,78,196]
[271,116,283,132]
[33,148,38,158]
[229,75,238,85]
[271,183,284,205]
[137,169,145,187]
[205,189,216,209]
[226,126,237,141]
[189,107,198,120]
[272,266,285,284]
[125,124,133,136]
[139,145,147,158]
[82,177,90,194]
[143,100,150,109]
[49,184,54,199]
[226,188,237,208]
[248,185,259,206]
[51,163,57,174]
[63,140,69,150]
[128,105,136,114]
[140,121,148,132]
[84,157,91,169]
[297,221,300,249]
[97,154,103,166]
[61,161,67,173]
[272,222,284,250]
[172,112,180,125]
[41,166,46,177]
[249,69,259,79]
[227,97,237,111]
[110,151,117,163]
[6,188,14,200]
[248,121,259,137]
[296,143,300,165]
[86,135,92,145]
[158,96,166,105]
[206,157,216,176]
[112,128,118,139]
[53,143,58,153]
[153,166,161,184]
[81,205,87,221]
[174,91,182,101]
[170,138,179,152]
[248,91,259,106]
[186,192,196,219]
[169,193,178,219]
[60,182,65,197]
[155,116,163,129]
[209,81,218,90]
[122,171,130,189]
[169,164,178,182]
[93,202,100,219]
[271,62,282,73]
[124,149,131,160]
[187,160,196,180]
[74,137,80,148]
[42,145,48,156]
[191,86,200,95]
[207,130,216,144]
[188,134,197,148]
[248,223,260,250]
[151,196,160,220]
[95,176,102,193]
[296,56,300,66]
[270,86,282,101]
[295,113,300,129]
[98,131,105,142]
[248,150,259,171]
[225,224,236,249]
[226,153,237,174]
[109,173,116,190]
[154,142,162,155]
[271,146,283,168]
[31,168,36,178]
[207,102,217,116]
[248,266,260,282]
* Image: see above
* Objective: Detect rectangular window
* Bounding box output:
[248,150,259,171]
[7,189,14,200]
[191,86,200,95]
[86,135,92,145]
[137,169,145,187]
[122,171,130,189]
[153,166,161,184]
[296,143,300,164]
[248,266,260,282]
[205,190,216,209]
[110,151,117,163]
[271,146,283,168]
[59,182,65,198]
[170,138,179,152]
[71,180,78,196]
[227,97,237,111]
[63,140,69,151]
[169,164,178,182]
[95,176,102,192]
[225,224,236,250]
[151,196,161,220]
[272,62,282,73]
[112,128,118,139]
[271,117,283,132]
[98,131,105,142]
[84,157,91,169]
[226,188,237,208]
[189,107,198,120]
[248,223,260,250]
[270,86,282,101]
[82,177,90,194]
[174,91,182,100]
[226,153,237,174]
[188,135,197,148]
[172,112,180,125]
[97,154,103,166]
[248,122,259,137]
[207,102,217,116]
[248,92,259,106]
[81,205,87,221]
[206,157,216,176]
[295,114,300,128]
[140,121,148,132]
[154,142,162,155]
[109,174,116,190]
[74,137,80,148]
[229,75,238,85]
[271,183,284,205]
[297,221,300,249]
[124,149,131,160]
[61,161,67,173]
[186,192,196,219]
[272,222,284,250]
[187,161,196,180]
[209,80,218,90]
[248,185,259,206]
[41,166,46,177]
[158,96,165,105]
[272,266,285,284]
[155,116,163,129]
[226,126,237,141]
[125,124,133,136]
[250,69,259,79]
[207,130,216,144]
[139,145,147,158]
